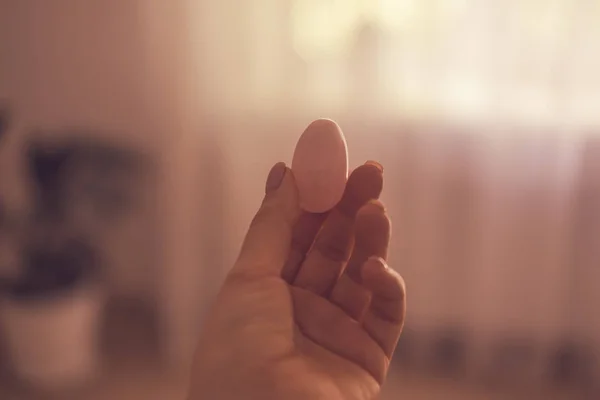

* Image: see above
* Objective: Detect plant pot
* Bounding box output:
[1,285,104,389]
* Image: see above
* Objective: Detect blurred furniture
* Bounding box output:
[1,132,154,390]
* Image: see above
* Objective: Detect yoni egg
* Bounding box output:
[291,119,349,213]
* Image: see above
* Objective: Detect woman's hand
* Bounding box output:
[190,161,406,400]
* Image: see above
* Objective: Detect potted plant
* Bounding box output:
[0,127,147,389]
[0,138,105,389]
[2,229,103,389]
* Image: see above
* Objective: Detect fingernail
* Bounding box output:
[265,162,287,194]
[365,160,384,173]
[366,199,386,212]
[367,255,388,269]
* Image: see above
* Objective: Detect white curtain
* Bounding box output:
[176,0,600,376]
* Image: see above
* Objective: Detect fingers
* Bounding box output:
[231,162,301,279]
[361,257,406,358]
[292,162,384,295]
[281,211,327,282]
[327,274,371,321]
[329,201,391,320]
[292,286,390,384]
[283,162,384,284]
[345,200,391,282]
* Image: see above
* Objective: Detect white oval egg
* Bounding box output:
[291,119,349,213]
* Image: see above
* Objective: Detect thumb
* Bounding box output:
[231,162,301,278]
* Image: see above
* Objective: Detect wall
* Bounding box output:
[0,0,226,368]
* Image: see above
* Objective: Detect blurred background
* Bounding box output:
[1,0,600,399]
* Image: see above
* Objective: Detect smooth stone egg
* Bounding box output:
[291,118,349,213]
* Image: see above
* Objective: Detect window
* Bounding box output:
[194,0,600,127]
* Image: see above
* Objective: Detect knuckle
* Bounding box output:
[314,228,353,262]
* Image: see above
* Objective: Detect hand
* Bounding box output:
[190,161,406,400]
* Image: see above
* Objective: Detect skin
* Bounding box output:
[189,161,406,400]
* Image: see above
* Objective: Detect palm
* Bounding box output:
[217,276,384,400]
[194,163,405,400]
[284,279,386,400]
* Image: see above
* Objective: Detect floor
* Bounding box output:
[1,363,584,400]
[0,299,589,400]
